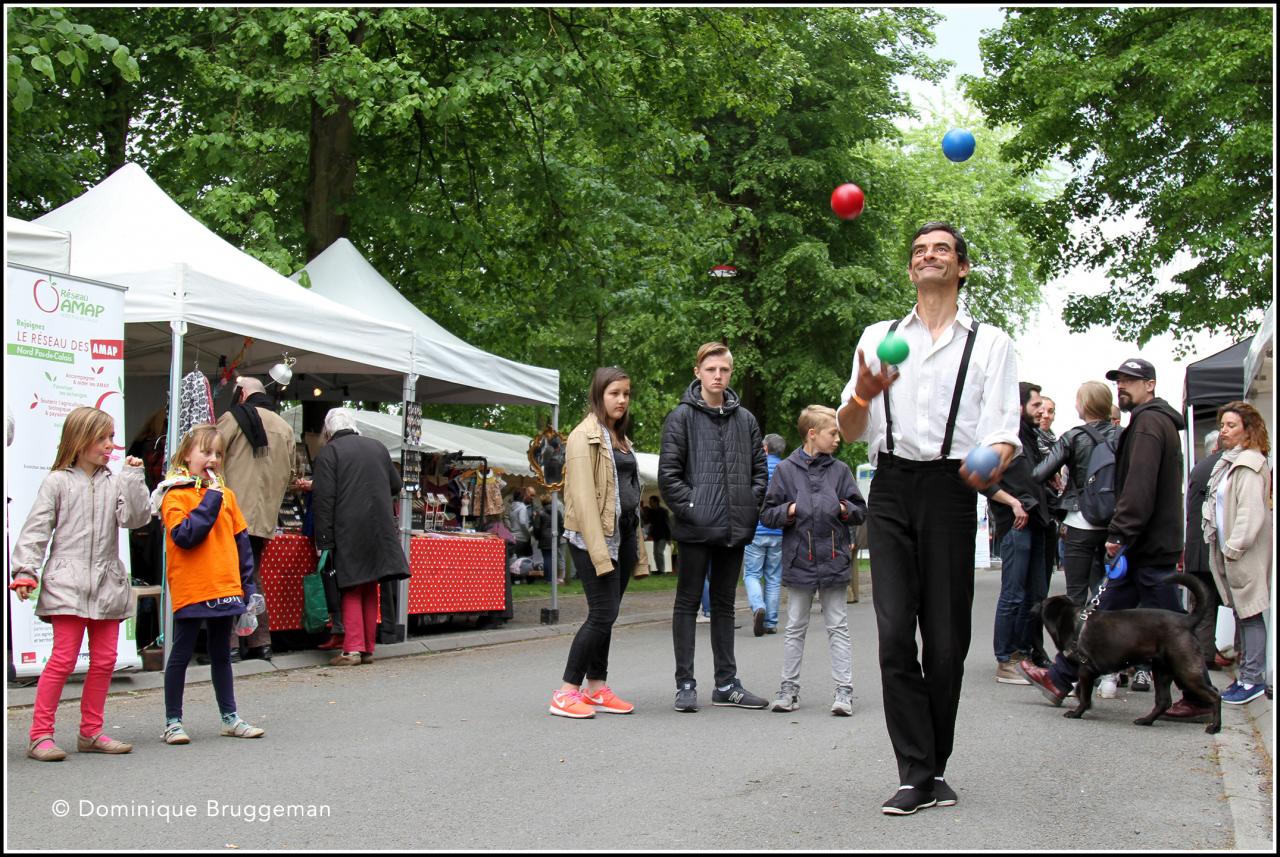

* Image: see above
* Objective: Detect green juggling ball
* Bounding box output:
[876,333,910,365]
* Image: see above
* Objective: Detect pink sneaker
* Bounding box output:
[581,685,634,714]
[549,689,596,719]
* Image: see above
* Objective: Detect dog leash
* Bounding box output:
[1066,549,1127,666]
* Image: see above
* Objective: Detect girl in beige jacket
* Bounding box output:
[10,407,150,760]
[1202,402,1272,705]
[549,367,649,719]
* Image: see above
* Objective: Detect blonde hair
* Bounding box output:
[52,407,115,471]
[172,424,224,471]
[797,405,837,439]
[1076,381,1113,422]
[695,341,733,368]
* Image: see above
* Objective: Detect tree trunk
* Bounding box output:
[303,25,366,261]
[99,75,130,175]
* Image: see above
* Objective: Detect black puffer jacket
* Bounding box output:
[1031,419,1120,515]
[658,381,767,547]
[312,430,411,589]
[760,449,866,590]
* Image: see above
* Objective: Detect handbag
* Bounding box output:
[301,550,332,634]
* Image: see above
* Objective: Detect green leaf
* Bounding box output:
[30,53,55,83]
[56,49,73,66]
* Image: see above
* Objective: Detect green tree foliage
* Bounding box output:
[964,7,1273,346]
[7,8,1054,456]
[6,6,140,213]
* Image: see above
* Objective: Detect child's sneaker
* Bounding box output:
[831,685,854,716]
[1098,673,1119,699]
[162,722,191,745]
[580,685,634,714]
[220,717,265,738]
[771,681,800,712]
[549,689,596,719]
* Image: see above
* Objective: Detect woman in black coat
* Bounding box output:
[312,409,410,666]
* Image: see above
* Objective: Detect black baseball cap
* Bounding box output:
[1105,358,1156,381]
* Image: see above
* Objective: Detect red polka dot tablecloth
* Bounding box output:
[407,534,506,614]
[259,532,506,630]
[258,532,317,632]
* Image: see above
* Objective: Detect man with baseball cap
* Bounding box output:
[1020,356,1189,706]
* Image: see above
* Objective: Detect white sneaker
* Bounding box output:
[696,613,711,624]
[1098,674,1118,699]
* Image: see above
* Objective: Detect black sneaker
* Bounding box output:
[753,608,765,637]
[1132,668,1151,692]
[881,786,936,815]
[674,682,698,713]
[932,777,957,807]
[711,679,768,709]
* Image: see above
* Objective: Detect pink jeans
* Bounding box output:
[30,615,120,741]
[341,582,379,654]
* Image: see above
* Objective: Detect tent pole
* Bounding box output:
[549,406,560,621]
[1184,404,1195,488]
[161,319,187,669]
[396,373,416,644]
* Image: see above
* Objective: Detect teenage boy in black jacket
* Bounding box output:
[659,341,769,712]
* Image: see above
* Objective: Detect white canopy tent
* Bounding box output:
[32,163,420,431]
[5,216,70,273]
[296,238,559,407]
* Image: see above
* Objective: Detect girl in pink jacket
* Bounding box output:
[11,407,150,761]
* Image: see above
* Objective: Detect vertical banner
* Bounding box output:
[4,264,140,677]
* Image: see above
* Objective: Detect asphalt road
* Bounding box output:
[5,570,1259,850]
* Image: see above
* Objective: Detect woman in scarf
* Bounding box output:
[1202,401,1271,706]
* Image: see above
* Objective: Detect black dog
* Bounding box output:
[1039,573,1221,734]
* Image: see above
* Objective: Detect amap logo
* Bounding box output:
[32,278,60,313]
[31,277,105,319]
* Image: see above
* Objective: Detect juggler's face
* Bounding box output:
[908,229,970,291]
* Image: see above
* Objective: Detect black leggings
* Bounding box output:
[562,514,637,685]
[165,615,237,721]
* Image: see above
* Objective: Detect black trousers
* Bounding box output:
[1062,525,1108,606]
[562,514,637,685]
[672,541,745,687]
[867,456,977,791]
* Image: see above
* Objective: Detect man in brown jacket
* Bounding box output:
[216,376,295,660]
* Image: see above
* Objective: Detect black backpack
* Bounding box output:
[1077,424,1118,526]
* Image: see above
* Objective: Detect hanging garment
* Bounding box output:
[178,370,215,438]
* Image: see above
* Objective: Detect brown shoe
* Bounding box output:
[28,736,68,762]
[359,653,374,665]
[77,732,133,754]
[1164,697,1214,721]
[329,652,361,666]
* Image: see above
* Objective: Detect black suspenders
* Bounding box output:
[882,319,980,460]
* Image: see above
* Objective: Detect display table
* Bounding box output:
[258,531,506,631]
[406,532,506,614]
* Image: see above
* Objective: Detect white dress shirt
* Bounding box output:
[837,306,1021,466]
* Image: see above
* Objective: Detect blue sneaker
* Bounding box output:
[1221,682,1265,705]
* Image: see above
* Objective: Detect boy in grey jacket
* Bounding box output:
[760,406,867,715]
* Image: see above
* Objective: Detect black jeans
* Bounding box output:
[1062,525,1108,606]
[867,456,976,791]
[562,514,637,686]
[672,541,745,688]
[166,615,237,721]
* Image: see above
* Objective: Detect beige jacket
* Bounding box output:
[1206,448,1272,619]
[11,463,150,622]
[217,407,295,539]
[562,416,648,577]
